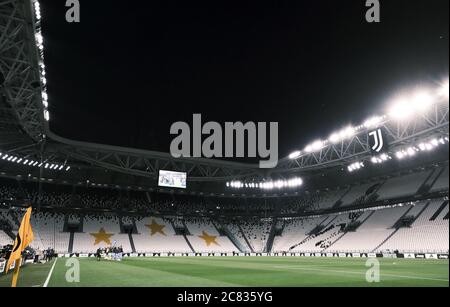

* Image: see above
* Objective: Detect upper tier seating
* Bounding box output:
[377,170,431,200]
[431,166,449,192]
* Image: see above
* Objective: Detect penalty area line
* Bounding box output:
[43,258,58,287]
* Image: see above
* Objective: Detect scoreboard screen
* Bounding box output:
[158,170,187,189]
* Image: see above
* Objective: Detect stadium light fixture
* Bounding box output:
[411,90,434,112]
[289,151,301,159]
[329,133,340,144]
[439,80,449,98]
[347,161,364,173]
[363,116,384,129]
[389,99,414,120]
[227,177,303,190]
[311,140,324,151]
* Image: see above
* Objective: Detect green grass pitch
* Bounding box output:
[0,257,448,287]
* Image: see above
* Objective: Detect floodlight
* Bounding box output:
[289,151,301,159]
[341,127,355,139]
[439,80,449,98]
[396,151,405,159]
[406,147,416,156]
[329,133,340,143]
[363,116,383,128]
[311,140,324,151]
[389,99,413,120]
[411,90,434,112]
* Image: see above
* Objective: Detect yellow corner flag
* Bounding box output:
[6,207,34,287]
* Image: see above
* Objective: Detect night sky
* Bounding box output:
[41,0,449,160]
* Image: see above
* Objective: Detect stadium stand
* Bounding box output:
[221,221,253,252]
[184,218,239,253]
[239,219,272,253]
[0,163,448,255]
[376,200,449,253]
[339,182,381,207]
[30,212,69,254]
[329,204,415,253]
[133,216,191,253]
[0,230,13,246]
[377,170,432,200]
[72,214,132,253]
[430,165,449,192]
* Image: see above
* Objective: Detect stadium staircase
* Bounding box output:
[413,201,430,222]
[128,233,136,253]
[430,200,448,221]
[68,232,74,253]
[210,220,224,236]
[183,235,196,253]
[417,168,442,194]
[264,218,277,253]
[219,224,245,252]
[7,211,20,229]
[119,216,125,233]
[372,205,415,252]
[4,229,16,241]
[145,192,152,203]
[173,219,196,252]
[238,224,255,253]
[63,214,70,232]
[359,211,376,226]
[444,212,449,220]
[79,215,84,232]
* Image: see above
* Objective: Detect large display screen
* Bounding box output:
[158,170,187,189]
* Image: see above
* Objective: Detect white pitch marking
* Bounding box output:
[43,258,58,287]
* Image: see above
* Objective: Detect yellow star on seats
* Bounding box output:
[90,228,114,245]
[199,231,220,247]
[145,219,166,236]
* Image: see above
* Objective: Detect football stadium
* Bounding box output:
[0,0,449,291]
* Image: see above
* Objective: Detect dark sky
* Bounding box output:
[41,0,449,159]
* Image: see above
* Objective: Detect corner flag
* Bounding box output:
[6,207,34,287]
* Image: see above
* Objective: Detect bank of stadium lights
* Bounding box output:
[347,162,365,173]
[289,81,448,160]
[388,83,449,120]
[227,178,303,190]
[350,136,449,172]
[395,137,449,160]
[32,1,50,122]
[288,151,301,159]
[289,116,387,159]
[371,153,392,164]
[0,152,71,171]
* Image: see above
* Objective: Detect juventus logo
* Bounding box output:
[369,129,384,153]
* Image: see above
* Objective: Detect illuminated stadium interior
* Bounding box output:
[0,0,448,288]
